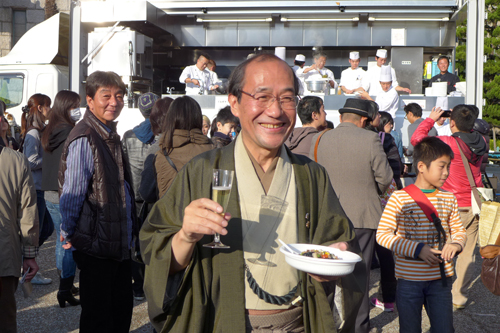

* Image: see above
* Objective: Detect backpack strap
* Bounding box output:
[162,148,178,172]
[313,128,332,162]
[403,184,448,285]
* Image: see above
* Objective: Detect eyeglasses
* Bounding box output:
[240,90,299,111]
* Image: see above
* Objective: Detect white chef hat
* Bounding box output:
[295,54,306,62]
[349,51,360,60]
[379,65,392,82]
[376,49,388,58]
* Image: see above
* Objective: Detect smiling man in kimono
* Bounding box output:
[140,54,364,333]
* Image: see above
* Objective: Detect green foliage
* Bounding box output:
[459,1,500,127]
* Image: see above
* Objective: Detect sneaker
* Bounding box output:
[133,291,145,301]
[370,298,394,312]
[31,272,52,285]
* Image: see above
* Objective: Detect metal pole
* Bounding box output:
[476,0,485,117]
[69,1,82,96]
[465,0,477,106]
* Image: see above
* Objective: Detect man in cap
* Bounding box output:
[311,98,393,333]
[303,52,338,94]
[292,54,307,95]
[340,51,366,95]
[140,54,364,332]
[429,56,459,94]
[179,53,219,95]
[362,49,411,96]
[122,92,160,301]
[360,65,400,118]
[285,96,327,156]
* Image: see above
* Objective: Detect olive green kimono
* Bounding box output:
[139,142,365,333]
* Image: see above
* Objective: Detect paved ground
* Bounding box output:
[15,233,500,332]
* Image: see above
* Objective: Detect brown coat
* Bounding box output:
[0,147,38,277]
[310,122,393,229]
[156,129,213,198]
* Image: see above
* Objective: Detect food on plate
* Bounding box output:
[300,249,340,259]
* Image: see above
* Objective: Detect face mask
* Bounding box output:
[70,108,82,122]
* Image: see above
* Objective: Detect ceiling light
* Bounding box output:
[369,17,450,22]
[281,17,359,22]
[196,18,273,23]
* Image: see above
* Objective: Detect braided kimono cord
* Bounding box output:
[244,264,298,305]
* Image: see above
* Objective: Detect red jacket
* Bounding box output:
[411,118,483,207]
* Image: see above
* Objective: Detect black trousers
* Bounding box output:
[354,228,376,333]
[374,242,397,303]
[73,251,133,333]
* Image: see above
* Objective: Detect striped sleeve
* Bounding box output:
[60,138,95,239]
[447,194,467,249]
[377,191,421,258]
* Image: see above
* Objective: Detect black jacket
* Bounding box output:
[41,124,72,191]
[59,110,137,261]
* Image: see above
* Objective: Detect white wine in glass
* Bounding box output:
[204,169,234,249]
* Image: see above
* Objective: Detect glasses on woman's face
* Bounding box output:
[240,90,299,111]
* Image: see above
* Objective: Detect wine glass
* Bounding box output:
[203,169,234,249]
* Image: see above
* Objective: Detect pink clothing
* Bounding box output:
[411,118,483,207]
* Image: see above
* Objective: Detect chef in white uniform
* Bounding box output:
[179,53,219,95]
[302,52,337,94]
[292,54,306,95]
[339,51,366,94]
[362,49,411,96]
[360,65,399,118]
[207,59,221,89]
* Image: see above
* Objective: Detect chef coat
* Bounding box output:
[362,66,399,96]
[339,67,365,92]
[292,65,306,95]
[434,120,452,136]
[179,65,214,95]
[303,67,337,94]
[209,70,221,87]
[375,86,399,118]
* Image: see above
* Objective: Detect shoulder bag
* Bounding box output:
[378,132,398,207]
[313,128,331,163]
[403,184,450,286]
[479,232,500,296]
[455,137,494,216]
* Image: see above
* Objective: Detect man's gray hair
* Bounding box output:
[228,54,300,103]
[313,52,327,60]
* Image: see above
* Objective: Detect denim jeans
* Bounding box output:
[45,201,77,279]
[396,277,454,333]
[36,190,54,246]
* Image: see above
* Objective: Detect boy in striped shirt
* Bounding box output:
[377,137,466,333]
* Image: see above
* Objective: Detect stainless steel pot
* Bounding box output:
[306,80,327,93]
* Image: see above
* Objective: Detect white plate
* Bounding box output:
[279,243,362,276]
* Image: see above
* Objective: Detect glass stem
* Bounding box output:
[214,233,221,243]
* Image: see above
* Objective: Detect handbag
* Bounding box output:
[479,231,500,296]
[313,128,332,162]
[455,138,494,216]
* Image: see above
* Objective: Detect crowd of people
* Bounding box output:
[0,53,491,333]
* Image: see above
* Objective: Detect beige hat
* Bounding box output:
[376,49,388,58]
[349,51,360,60]
[379,65,392,82]
[295,54,306,62]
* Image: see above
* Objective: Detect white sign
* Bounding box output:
[403,99,426,110]
[391,28,406,46]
